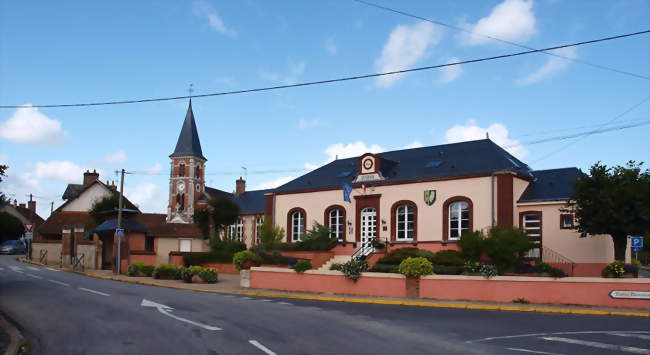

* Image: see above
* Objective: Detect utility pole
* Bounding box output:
[50,202,54,214]
[115,169,125,274]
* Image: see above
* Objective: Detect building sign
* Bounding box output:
[609,290,650,300]
[424,190,437,206]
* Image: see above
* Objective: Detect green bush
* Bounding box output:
[126,261,155,277]
[292,260,312,273]
[433,264,464,275]
[432,250,464,266]
[126,263,140,277]
[232,250,262,270]
[463,260,481,273]
[153,264,183,280]
[368,263,399,273]
[398,257,434,277]
[180,265,218,283]
[257,250,292,265]
[210,239,247,255]
[483,227,533,273]
[458,231,485,262]
[330,263,343,271]
[258,220,285,250]
[339,259,369,282]
[293,223,338,251]
[378,248,436,265]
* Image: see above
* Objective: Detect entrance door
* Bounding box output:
[360,207,376,256]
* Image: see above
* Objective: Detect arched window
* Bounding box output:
[179,163,185,177]
[325,205,345,241]
[442,196,473,241]
[255,215,264,244]
[391,201,417,241]
[287,208,306,242]
[227,217,244,242]
[195,165,201,178]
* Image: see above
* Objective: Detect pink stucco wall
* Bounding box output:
[281,251,334,269]
[251,268,407,298]
[419,276,650,309]
[129,253,157,266]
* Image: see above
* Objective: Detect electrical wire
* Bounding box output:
[352,0,650,81]
[1,30,648,109]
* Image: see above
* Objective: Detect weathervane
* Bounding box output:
[188,83,194,98]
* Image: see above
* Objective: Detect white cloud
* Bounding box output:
[103,150,127,164]
[0,105,67,145]
[304,162,319,171]
[402,140,424,149]
[325,37,338,55]
[324,141,385,162]
[298,119,325,130]
[253,176,295,190]
[439,57,463,84]
[193,0,236,37]
[374,21,442,87]
[260,61,306,85]
[125,182,165,213]
[21,160,85,187]
[143,163,162,175]
[516,47,577,85]
[463,0,536,45]
[444,120,527,158]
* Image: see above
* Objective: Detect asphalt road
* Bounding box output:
[0,255,648,355]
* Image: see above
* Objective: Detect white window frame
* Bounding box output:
[329,209,344,241]
[448,201,469,241]
[179,239,192,252]
[522,213,542,258]
[256,215,264,244]
[396,205,414,240]
[292,211,305,241]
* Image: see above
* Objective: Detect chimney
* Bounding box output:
[235,177,246,196]
[19,203,26,208]
[28,194,36,218]
[83,169,99,187]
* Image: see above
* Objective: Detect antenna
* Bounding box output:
[486,132,490,139]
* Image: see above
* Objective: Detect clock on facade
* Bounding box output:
[363,158,374,170]
[177,182,185,192]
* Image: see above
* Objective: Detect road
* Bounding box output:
[1,255,648,355]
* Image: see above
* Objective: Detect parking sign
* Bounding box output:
[631,236,644,252]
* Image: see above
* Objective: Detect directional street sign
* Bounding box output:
[116,228,125,238]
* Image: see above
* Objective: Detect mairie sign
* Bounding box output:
[609,290,650,300]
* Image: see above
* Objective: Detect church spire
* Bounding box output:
[170,99,206,161]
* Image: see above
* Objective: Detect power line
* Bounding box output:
[1,30,648,109]
[529,96,650,163]
[352,0,650,81]
[128,168,305,176]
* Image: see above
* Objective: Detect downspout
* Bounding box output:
[491,172,496,227]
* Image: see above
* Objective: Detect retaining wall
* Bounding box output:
[129,251,157,266]
[32,242,62,265]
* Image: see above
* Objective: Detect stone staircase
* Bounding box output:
[317,255,353,271]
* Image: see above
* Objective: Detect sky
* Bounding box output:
[1,0,649,219]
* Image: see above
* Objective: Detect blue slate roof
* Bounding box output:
[518,167,580,202]
[274,139,533,193]
[204,187,271,214]
[94,218,148,233]
[170,100,206,160]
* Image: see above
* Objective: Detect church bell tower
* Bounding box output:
[167,100,207,223]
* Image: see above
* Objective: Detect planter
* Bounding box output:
[405,277,420,298]
[191,274,204,284]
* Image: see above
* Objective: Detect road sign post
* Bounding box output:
[630,236,644,261]
[24,223,34,259]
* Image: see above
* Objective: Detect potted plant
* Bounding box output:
[233,250,262,271]
[398,257,434,298]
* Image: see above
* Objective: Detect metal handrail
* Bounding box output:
[542,246,575,275]
[39,249,48,264]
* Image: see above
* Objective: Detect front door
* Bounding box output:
[360,207,376,256]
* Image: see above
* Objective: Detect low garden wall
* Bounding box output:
[250,267,407,298]
[129,251,157,266]
[249,267,650,309]
[280,251,334,269]
[169,252,184,266]
[200,262,290,274]
[32,241,62,265]
[548,262,608,277]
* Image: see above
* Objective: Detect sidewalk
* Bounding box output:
[21,259,650,318]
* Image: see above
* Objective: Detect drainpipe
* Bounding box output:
[491,173,496,227]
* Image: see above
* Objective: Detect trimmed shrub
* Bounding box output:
[232,250,262,270]
[127,261,153,277]
[257,250,292,265]
[433,264,464,275]
[330,263,343,271]
[339,259,369,282]
[294,223,338,251]
[292,260,312,273]
[458,231,485,262]
[180,266,218,283]
[199,267,218,283]
[153,264,183,280]
[432,250,464,266]
[483,227,533,273]
[398,257,434,278]
[368,263,399,273]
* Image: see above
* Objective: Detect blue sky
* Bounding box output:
[1,0,649,218]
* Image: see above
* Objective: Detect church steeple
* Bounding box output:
[170,99,206,161]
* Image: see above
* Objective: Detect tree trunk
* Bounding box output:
[611,234,628,261]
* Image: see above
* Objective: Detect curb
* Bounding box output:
[0,312,26,355]
[19,259,650,318]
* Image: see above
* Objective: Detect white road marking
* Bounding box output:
[541,337,650,354]
[277,302,292,305]
[506,348,565,355]
[26,273,43,280]
[9,266,22,271]
[612,333,650,340]
[141,299,222,331]
[0,267,4,271]
[79,287,109,296]
[27,266,41,271]
[468,330,650,343]
[223,295,234,297]
[47,279,70,287]
[260,299,273,302]
[249,340,277,355]
[46,268,60,272]
[242,297,252,300]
